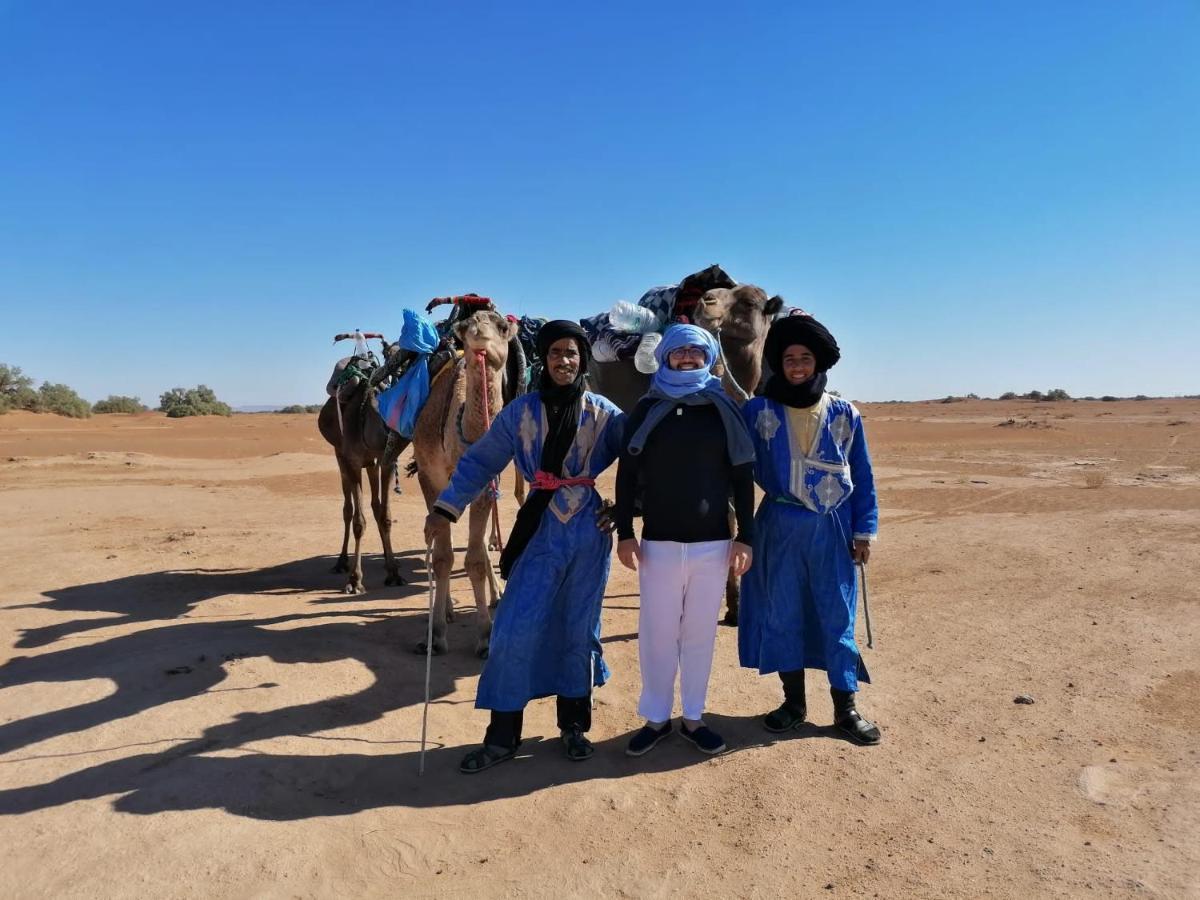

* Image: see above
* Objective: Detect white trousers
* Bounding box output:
[637,539,731,722]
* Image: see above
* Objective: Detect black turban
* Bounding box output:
[536,319,591,368]
[764,313,840,374]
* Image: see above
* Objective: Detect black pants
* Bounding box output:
[484,695,591,749]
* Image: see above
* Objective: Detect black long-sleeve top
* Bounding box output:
[614,398,755,544]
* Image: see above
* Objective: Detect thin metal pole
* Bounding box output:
[858,561,874,649]
[419,546,436,775]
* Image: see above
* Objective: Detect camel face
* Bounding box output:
[693,285,780,344]
[454,310,514,368]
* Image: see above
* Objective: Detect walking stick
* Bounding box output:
[419,545,436,775]
[858,561,874,649]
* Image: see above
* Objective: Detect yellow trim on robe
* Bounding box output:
[785,401,823,457]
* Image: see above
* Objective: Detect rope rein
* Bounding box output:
[474,350,506,551]
[714,326,751,402]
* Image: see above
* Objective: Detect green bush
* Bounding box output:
[276,404,324,414]
[0,364,37,414]
[998,391,1018,400]
[93,395,148,414]
[33,382,91,418]
[159,385,233,418]
[1042,388,1071,401]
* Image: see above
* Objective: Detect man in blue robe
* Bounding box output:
[424,320,625,772]
[738,313,882,745]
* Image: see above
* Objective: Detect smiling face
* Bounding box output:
[781,344,817,385]
[666,344,706,371]
[546,337,582,386]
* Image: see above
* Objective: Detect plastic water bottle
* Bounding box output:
[609,300,659,334]
[352,329,370,358]
[633,332,662,374]
[591,335,619,363]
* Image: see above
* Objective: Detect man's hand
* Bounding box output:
[595,499,617,534]
[851,539,871,565]
[424,512,451,548]
[616,538,642,571]
[729,541,753,577]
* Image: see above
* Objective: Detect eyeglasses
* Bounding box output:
[667,346,706,359]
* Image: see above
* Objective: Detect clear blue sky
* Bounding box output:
[1,1,1197,405]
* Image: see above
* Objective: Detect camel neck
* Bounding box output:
[461,356,504,444]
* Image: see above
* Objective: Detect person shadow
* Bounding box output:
[0,704,862,821]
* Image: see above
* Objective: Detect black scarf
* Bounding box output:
[763,370,828,409]
[498,322,589,579]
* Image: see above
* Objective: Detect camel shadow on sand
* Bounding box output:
[8,552,428,648]
[0,554,483,759]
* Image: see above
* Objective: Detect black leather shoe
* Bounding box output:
[763,702,807,733]
[561,727,595,761]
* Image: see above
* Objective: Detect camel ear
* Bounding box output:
[765,295,784,316]
[452,318,471,342]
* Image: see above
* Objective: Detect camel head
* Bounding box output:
[453,309,514,370]
[691,284,784,399]
[692,284,783,345]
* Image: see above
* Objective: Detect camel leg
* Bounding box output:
[332,454,354,573]
[343,464,367,595]
[367,460,405,586]
[513,467,526,507]
[723,503,739,625]
[723,572,740,626]
[464,497,496,658]
[416,470,452,655]
[485,555,503,613]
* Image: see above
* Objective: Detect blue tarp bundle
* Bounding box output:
[376,309,440,438]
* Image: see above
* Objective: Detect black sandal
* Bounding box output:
[458,743,517,774]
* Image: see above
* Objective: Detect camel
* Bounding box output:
[410,309,515,658]
[587,283,783,624]
[317,371,408,594]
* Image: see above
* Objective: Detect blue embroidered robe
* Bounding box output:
[737,394,878,690]
[434,391,625,711]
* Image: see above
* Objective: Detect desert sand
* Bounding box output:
[1,399,1197,899]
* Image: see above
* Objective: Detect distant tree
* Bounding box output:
[1133,394,1150,401]
[93,395,148,414]
[276,404,324,414]
[1025,390,1043,401]
[33,382,92,418]
[1100,395,1118,402]
[158,385,233,418]
[0,363,37,413]
[998,391,1018,400]
[966,392,980,400]
[1043,388,1070,401]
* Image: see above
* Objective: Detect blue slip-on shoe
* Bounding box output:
[680,722,727,755]
[625,721,673,757]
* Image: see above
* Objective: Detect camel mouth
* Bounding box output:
[692,314,750,342]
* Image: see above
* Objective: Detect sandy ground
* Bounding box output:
[1,399,1197,899]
